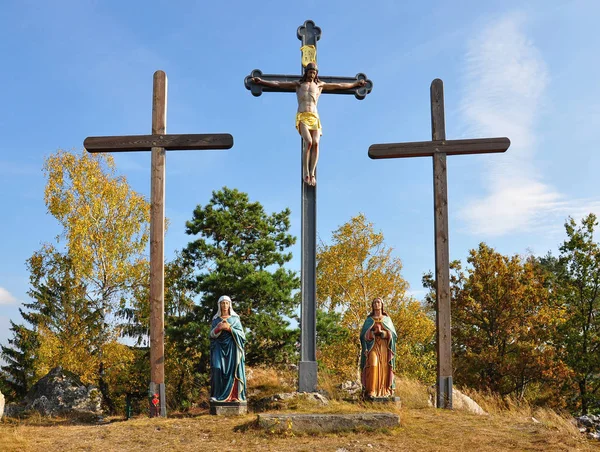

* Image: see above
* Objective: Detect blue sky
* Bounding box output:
[1,0,599,349]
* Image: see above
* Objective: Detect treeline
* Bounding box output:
[0,150,598,417]
[422,216,600,415]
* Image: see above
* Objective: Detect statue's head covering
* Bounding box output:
[300,62,320,83]
[213,295,239,320]
[369,297,388,317]
[304,62,318,73]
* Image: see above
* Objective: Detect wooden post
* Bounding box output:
[431,79,452,408]
[150,70,167,417]
[368,78,510,409]
[84,70,234,417]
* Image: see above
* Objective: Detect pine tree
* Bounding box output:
[177,187,299,369]
[0,321,39,400]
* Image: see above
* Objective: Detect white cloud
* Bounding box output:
[0,287,17,305]
[458,12,599,236]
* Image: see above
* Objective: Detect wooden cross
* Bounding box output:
[84,70,233,417]
[244,20,373,392]
[368,79,510,408]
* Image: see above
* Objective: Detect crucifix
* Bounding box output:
[368,79,510,408]
[84,70,233,417]
[244,20,373,392]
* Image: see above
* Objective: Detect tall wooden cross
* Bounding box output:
[368,79,510,408]
[244,20,373,392]
[84,70,233,417]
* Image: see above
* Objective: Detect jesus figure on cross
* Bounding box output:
[253,62,366,186]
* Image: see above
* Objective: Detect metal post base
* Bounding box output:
[436,376,453,409]
[298,361,318,392]
[149,382,167,417]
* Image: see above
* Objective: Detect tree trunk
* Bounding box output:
[579,378,588,415]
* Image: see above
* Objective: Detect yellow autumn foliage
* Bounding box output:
[35,325,135,387]
[42,149,150,306]
[317,214,435,382]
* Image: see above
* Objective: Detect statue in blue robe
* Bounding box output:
[209,295,247,402]
[360,297,397,398]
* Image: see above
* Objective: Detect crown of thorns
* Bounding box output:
[304,62,318,72]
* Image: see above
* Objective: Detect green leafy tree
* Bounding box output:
[119,251,196,345]
[552,214,600,414]
[424,243,568,401]
[178,187,300,369]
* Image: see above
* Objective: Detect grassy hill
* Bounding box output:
[0,370,597,451]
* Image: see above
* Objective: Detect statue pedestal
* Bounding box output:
[209,400,247,416]
[364,396,401,404]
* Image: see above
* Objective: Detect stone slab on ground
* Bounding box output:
[257,412,400,433]
[210,401,247,415]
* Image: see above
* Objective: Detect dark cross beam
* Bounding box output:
[84,70,233,417]
[244,20,372,392]
[368,79,510,409]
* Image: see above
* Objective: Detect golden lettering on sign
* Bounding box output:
[300,45,317,67]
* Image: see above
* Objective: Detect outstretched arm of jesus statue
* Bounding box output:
[321,79,366,91]
[252,77,299,90]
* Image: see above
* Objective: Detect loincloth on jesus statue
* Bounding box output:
[295,112,322,135]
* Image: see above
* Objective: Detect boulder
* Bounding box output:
[451,388,487,415]
[576,415,600,441]
[340,380,361,396]
[428,386,487,415]
[7,367,102,417]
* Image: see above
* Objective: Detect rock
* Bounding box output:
[428,386,487,415]
[273,392,296,401]
[4,403,22,418]
[575,414,600,441]
[340,380,361,395]
[306,392,329,405]
[0,390,4,420]
[258,413,400,433]
[588,432,600,441]
[577,415,595,428]
[451,389,487,415]
[7,367,102,417]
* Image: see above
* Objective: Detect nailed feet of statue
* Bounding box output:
[303,173,317,186]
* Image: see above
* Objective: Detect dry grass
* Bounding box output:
[1,407,596,452]
[394,376,431,409]
[246,366,296,397]
[1,401,597,451]
[1,374,597,451]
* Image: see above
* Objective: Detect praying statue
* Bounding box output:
[209,295,247,403]
[252,62,366,187]
[360,297,397,399]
